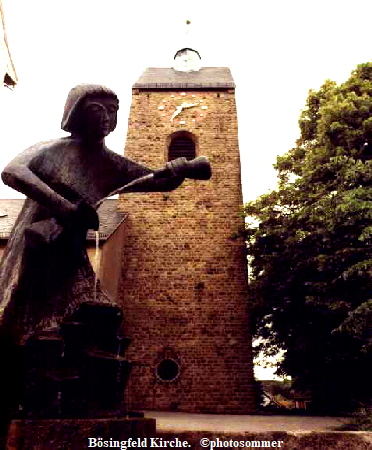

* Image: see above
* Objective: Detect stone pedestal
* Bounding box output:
[19,303,132,419]
[6,418,156,450]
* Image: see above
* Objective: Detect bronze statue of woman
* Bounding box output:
[0,84,211,441]
[0,84,190,346]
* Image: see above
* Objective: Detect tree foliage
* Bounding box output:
[246,63,372,413]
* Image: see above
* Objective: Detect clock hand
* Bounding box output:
[181,102,199,109]
[170,102,200,121]
[170,105,184,121]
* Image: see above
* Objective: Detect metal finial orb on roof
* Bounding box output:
[174,48,201,72]
[173,19,200,72]
[174,48,201,60]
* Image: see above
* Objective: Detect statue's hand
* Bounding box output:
[72,201,99,230]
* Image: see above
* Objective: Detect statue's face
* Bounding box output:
[78,95,119,140]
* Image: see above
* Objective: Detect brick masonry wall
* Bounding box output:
[118,89,255,413]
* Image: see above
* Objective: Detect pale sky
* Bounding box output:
[1,0,372,379]
[3,0,372,203]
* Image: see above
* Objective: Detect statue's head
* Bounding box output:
[61,84,119,140]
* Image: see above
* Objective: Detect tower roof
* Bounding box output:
[133,67,235,90]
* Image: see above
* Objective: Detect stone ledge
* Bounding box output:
[157,430,372,450]
[6,418,156,450]
[6,421,371,449]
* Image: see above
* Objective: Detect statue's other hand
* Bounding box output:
[73,201,99,231]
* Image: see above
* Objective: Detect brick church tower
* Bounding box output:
[117,46,256,413]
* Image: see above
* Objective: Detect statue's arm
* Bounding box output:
[117,155,212,194]
[109,152,185,193]
[121,167,184,193]
[1,146,78,222]
[119,155,213,193]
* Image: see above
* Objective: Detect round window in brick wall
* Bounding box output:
[156,358,180,382]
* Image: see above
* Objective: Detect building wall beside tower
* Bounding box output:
[118,87,256,413]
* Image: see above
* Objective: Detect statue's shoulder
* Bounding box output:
[20,137,71,158]
[29,137,71,152]
[4,138,71,169]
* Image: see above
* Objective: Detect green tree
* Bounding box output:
[246,63,372,414]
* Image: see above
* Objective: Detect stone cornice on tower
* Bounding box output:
[133,67,235,90]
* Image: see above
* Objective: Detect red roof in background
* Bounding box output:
[0,199,125,241]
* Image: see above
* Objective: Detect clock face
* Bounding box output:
[174,49,201,72]
[157,93,208,125]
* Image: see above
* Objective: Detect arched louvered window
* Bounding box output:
[168,135,196,161]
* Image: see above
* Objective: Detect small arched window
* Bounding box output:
[168,133,196,161]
